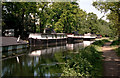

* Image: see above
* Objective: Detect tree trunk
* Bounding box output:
[118,12,120,41]
[118,24,120,41]
[117,4,120,42]
[21,8,25,38]
[40,21,42,33]
[40,21,43,33]
[33,14,36,33]
[63,23,66,33]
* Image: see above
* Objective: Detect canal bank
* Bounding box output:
[0,37,28,53]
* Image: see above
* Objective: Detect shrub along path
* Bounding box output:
[102,42,120,77]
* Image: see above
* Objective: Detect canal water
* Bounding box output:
[1,41,93,77]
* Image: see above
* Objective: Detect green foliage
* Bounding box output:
[37,2,50,33]
[116,47,120,56]
[110,40,120,46]
[97,19,114,37]
[61,45,103,77]
[92,39,110,46]
[49,2,86,33]
[85,13,98,34]
[2,2,114,38]
[92,1,120,39]
[2,2,37,37]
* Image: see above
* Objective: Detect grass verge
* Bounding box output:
[61,45,103,77]
[93,39,110,47]
[60,39,113,77]
[115,47,120,56]
[110,39,120,56]
[110,40,120,46]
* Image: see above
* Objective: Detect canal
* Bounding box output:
[1,41,93,77]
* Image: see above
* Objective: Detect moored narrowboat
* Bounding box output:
[28,33,67,46]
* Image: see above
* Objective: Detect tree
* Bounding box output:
[86,12,99,34]
[92,1,120,40]
[97,19,113,37]
[49,2,87,33]
[2,2,37,38]
[36,2,50,33]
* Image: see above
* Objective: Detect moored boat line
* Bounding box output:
[28,33,97,45]
[0,32,97,53]
[28,33,67,46]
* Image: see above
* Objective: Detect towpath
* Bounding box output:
[102,42,120,77]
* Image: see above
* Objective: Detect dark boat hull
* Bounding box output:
[29,38,67,46]
[67,37,83,43]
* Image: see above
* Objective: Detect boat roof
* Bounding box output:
[29,33,66,35]
[0,37,27,47]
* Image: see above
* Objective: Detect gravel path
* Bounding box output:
[102,42,120,77]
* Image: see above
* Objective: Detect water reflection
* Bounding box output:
[66,44,74,50]
[16,56,20,63]
[2,41,93,77]
[29,45,66,56]
[66,43,83,51]
[2,48,27,59]
[83,41,94,47]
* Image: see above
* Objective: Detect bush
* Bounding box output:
[92,39,110,46]
[92,40,104,46]
[61,45,103,77]
[116,47,120,56]
[111,40,120,46]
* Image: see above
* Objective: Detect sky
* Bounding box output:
[77,0,108,21]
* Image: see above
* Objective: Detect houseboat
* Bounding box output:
[67,31,83,43]
[67,32,97,43]
[28,28,67,46]
[83,33,96,41]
